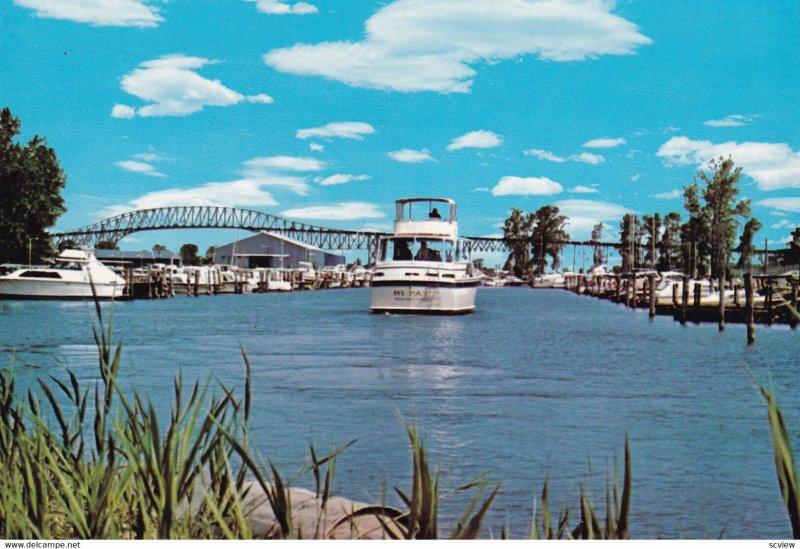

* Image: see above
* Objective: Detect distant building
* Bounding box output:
[213,232,345,269]
[94,249,182,268]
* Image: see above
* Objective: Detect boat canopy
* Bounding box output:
[393,198,458,239]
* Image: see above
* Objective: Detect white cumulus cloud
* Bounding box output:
[296,122,376,140]
[314,174,371,186]
[309,143,325,152]
[244,156,326,173]
[568,185,599,194]
[116,160,165,178]
[281,202,385,220]
[554,199,630,239]
[14,0,163,27]
[524,148,604,164]
[771,219,796,230]
[114,55,273,117]
[703,114,754,128]
[447,130,502,151]
[263,0,651,93]
[656,136,800,191]
[571,152,605,164]
[99,181,279,219]
[245,0,317,15]
[582,137,626,148]
[388,148,435,163]
[491,176,563,196]
[756,197,800,214]
[100,154,326,216]
[524,149,566,163]
[111,104,136,119]
[653,189,681,200]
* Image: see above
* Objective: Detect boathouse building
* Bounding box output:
[213,232,345,269]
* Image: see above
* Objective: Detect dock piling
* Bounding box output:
[744,273,756,345]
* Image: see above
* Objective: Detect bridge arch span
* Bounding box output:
[50,206,390,253]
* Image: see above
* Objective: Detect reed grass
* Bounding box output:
[527,436,631,540]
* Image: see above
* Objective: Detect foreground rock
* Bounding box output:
[241,483,389,539]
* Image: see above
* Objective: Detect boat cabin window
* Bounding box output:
[51,261,84,270]
[381,238,463,263]
[20,271,62,279]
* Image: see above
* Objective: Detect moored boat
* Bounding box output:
[0,249,126,299]
[369,198,482,314]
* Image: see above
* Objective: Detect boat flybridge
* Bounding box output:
[369,198,482,314]
[0,249,126,299]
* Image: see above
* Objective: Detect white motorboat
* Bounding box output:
[0,249,126,299]
[370,198,482,314]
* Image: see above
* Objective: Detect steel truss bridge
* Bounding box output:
[49,206,620,261]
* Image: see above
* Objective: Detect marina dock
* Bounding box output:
[560,270,798,342]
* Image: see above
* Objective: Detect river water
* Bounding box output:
[1,287,798,538]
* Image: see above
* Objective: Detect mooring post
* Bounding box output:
[615,274,622,303]
[744,273,756,345]
[766,279,774,326]
[693,281,702,309]
[718,274,725,331]
[681,275,689,325]
[648,273,656,319]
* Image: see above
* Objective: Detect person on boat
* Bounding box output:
[415,241,441,262]
[429,208,441,219]
[393,239,413,260]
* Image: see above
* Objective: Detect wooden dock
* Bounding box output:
[561,271,798,344]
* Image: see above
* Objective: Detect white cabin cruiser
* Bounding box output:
[0,249,126,299]
[370,198,482,314]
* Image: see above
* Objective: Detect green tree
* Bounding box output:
[204,246,217,265]
[642,213,662,269]
[735,217,762,269]
[502,208,535,277]
[530,205,569,273]
[57,239,79,252]
[697,158,751,278]
[656,212,682,272]
[619,214,643,272]
[0,107,66,263]
[778,227,800,267]
[152,244,167,253]
[96,240,119,250]
[591,222,604,268]
[180,243,201,265]
[681,182,710,278]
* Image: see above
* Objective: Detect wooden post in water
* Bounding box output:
[626,274,633,308]
[648,273,656,319]
[790,276,798,329]
[744,273,756,345]
[681,275,689,325]
[193,270,200,297]
[766,280,773,326]
[718,274,725,331]
[693,281,702,309]
[615,274,622,303]
[733,283,740,307]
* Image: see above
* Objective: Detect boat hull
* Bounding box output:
[0,279,124,299]
[370,281,479,314]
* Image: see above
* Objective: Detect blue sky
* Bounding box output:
[2,0,799,261]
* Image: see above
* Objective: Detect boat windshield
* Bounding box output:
[380,238,464,263]
[51,261,84,270]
